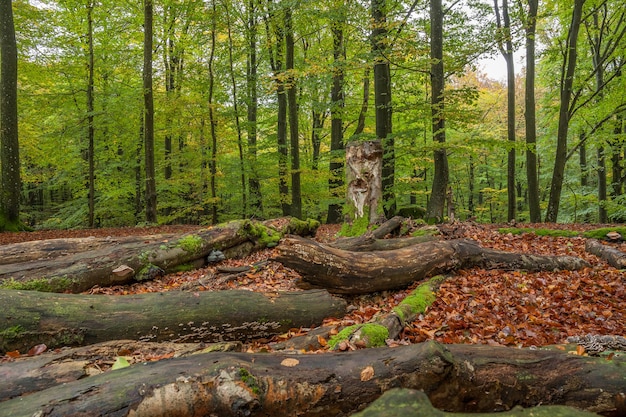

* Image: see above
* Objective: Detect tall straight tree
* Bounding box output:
[371,0,395,217]
[545,0,585,223]
[285,7,301,219]
[86,0,96,228]
[207,0,219,224]
[327,2,346,224]
[143,0,158,223]
[426,0,449,221]
[0,0,21,230]
[494,0,516,222]
[246,0,263,217]
[522,0,541,222]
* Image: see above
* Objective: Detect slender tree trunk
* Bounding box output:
[545,0,585,223]
[246,0,263,217]
[598,146,608,222]
[611,114,624,197]
[285,8,301,219]
[494,0,516,222]
[163,5,174,182]
[225,2,247,217]
[86,0,96,228]
[135,112,144,221]
[371,0,395,217]
[0,0,21,229]
[524,0,541,222]
[580,137,588,187]
[426,0,449,221]
[143,0,158,223]
[207,0,219,224]
[327,8,346,224]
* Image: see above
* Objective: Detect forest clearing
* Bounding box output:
[0,218,624,416]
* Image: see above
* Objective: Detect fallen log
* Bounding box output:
[585,239,626,269]
[0,289,346,354]
[353,388,602,417]
[0,339,243,401]
[0,341,623,416]
[330,233,437,251]
[0,217,318,293]
[275,236,589,294]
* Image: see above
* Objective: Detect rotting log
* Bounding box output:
[330,233,437,251]
[0,339,243,401]
[0,341,623,417]
[0,289,346,354]
[585,239,626,269]
[0,217,318,293]
[352,388,602,417]
[275,236,589,294]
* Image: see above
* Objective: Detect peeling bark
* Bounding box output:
[276,236,589,294]
[1,342,623,416]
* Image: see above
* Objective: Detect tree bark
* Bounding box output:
[585,239,626,269]
[143,0,158,223]
[353,388,602,417]
[1,341,623,416]
[345,140,383,224]
[0,288,346,354]
[0,218,318,293]
[275,236,588,294]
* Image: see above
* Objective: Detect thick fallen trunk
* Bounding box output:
[330,234,437,251]
[276,236,589,294]
[353,388,602,417]
[0,339,243,401]
[0,341,623,416]
[0,218,317,293]
[585,239,626,269]
[0,289,346,354]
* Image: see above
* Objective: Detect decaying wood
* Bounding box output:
[1,341,623,417]
[346,140,383,223]
[0,339,243,401]
[0,217,317,293]
[0,289,346,353]
[276,236,589,294]
[353,388,602,417]
[585,239,626,269]
[330,233,437,251]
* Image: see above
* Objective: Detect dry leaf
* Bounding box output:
[317,335,328,347]
[280,358,300,367]
[576,345,586,356]
[360,366,375,382]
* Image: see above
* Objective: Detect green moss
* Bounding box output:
[393,281,436,322]
[328,323,389,349]
[498,227,579,237]
[0,276,74,292]
[286,217,320,235]
[0,325,24,340]
[172,263,195,273]
[583,227,626,239]
[136,264,164,281]
[176,234,204,253]
[239,368,261,395]
[241,221,282,247]
[339,215,371,237]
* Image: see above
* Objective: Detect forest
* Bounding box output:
[0,0,623,230]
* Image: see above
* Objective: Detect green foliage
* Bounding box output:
[111,356,131,370]
[582,227,626,239]
[498,228,580,238]
[339,215,371,237]
[0,277,74,292]
[0,325,24,340]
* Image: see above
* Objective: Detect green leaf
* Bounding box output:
[111,356,130,370]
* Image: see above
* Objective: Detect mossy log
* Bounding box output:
[0,289,346,354]
[275,236,589,294]
[1,341,623,416]
[585,239,626,269]
[0,217,318,293]
[352,389,602,417]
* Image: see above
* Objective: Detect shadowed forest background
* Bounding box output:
[3,0,626,229]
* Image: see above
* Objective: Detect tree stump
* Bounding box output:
[346,140,383,224]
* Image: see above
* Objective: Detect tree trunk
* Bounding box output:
[426,0,449,221]
[585,239,626,269]
[275,235,588,294]
[353,388,602,417]
[0,288,346,354]
[143,0,157,223]
[1,341,623,416]
[0,0,21,229]
[345,140,383,225]
[545,0,584,223]
[0,218,318,293]
[371,0,395,217]
[86,0,96,228]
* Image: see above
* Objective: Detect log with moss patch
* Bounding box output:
[0,288,346,354]
[1,341,624,416]
[0,217,318,293]
[275,236,588,294]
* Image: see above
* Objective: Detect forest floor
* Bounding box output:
[0,221,624,355]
